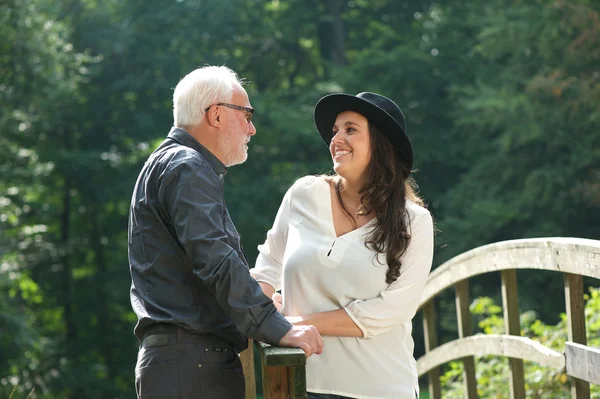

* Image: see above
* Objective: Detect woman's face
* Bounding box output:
[329,110,372,183]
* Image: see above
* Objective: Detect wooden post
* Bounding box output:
[288,366,308,399]
[241,339,257,399]
[256,342,307,399]
[564,273,590,399]
[423,300,441,399]
[501,269,525,399]
[262,363,289,399]
[455,280,478,399]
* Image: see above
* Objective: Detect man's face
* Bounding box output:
[218,87,256,167]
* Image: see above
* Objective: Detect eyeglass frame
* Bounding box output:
[205,103,254,123]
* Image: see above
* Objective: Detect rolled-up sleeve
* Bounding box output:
[162,161,292,344]
[251,184,294,291]
[344,210,434,339]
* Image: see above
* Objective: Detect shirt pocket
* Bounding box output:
[320,236,351,268]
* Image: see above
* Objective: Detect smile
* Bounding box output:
[334,150,352,159]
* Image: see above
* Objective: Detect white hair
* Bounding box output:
[173,65,244,127]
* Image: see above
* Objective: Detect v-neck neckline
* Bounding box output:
[321,177,376,239]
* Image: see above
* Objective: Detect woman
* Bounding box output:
[251,92,434,399]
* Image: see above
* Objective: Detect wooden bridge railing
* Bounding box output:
[241,339,307,399]
[417,237,600,399]
[241,237,600,398]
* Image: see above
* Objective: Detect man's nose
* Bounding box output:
[248,121,257,136]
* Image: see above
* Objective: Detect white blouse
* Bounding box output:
[251,176,434,399]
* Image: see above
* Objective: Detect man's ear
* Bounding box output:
[206,106,222,127]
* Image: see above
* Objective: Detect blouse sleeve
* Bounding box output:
[250,184,294,292]
[344,210,434,339]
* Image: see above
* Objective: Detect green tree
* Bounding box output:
[1,0,598,396]
[1,0,95,397]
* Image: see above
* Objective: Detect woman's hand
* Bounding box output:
[272,292,283,313]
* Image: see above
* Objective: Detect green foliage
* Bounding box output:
[437,0,600,255]
[1,0,599,396]
[439,288,600,398]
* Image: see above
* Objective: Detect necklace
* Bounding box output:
[335,180,366,217]
[356,203,366,216]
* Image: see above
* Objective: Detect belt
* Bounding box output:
[142,323,187,339]
[140,323,239,352]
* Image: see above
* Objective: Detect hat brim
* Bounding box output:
[313,93,413,171]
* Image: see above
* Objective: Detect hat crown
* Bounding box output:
[356,92,406,133]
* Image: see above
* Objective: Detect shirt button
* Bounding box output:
[198,364,202,368]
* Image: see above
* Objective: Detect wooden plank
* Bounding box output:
[564,273,590,399]
[455,280,477,399]
[564,274,587,344]
[416,334,565,376]
[419,238,600,308]
[565,342,600,385]
[501,270,521,337]
[288,365,308,399]
[423,300,441,399]
[262,365,288,399]
[501,269,525,399]
[256,341,307,399]
[241,339,256,399]
[256,341,306,367]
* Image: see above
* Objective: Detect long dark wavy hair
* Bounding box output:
[333,122,423,284]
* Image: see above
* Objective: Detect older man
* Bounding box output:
[129,66,323,399]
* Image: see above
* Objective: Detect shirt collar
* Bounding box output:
[167,127,227,178]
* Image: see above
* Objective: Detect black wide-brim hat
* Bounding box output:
[313,92,413,172]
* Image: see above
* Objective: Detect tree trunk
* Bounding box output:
[316,0,346,78]
[328,0,346,67]
[90,207,114,380]
[60,174,76,342]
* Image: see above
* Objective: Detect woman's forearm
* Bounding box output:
[257,281,275,298]
[250,270,275,298]
[288,309,363,337]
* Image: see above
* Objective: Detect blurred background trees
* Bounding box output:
[1,0,599,397]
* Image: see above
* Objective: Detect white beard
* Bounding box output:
[219,125,248,167]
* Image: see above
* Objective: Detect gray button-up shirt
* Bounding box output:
[128,127,291,350]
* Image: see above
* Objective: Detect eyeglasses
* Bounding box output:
[205,103,254,123]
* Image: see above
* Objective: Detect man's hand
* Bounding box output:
[278,325,324,358]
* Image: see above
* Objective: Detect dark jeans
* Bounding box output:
[135,328,244,399]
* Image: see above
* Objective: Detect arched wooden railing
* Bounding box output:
[241,237,600,398]
[417,237,600,399]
